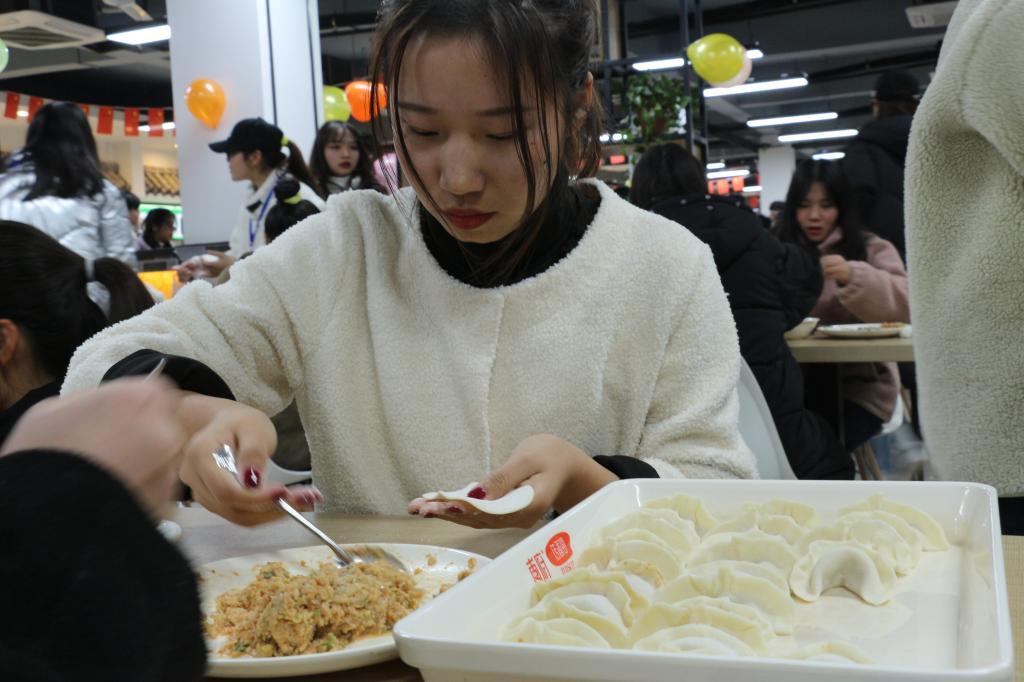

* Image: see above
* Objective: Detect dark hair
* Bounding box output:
[875,100,918,118]
[769,201,785,212]
[21,102,105,201]
[370,0,604,285]
[122,190,141,212]
[0,221,153,380]
[310,121,376,192]
[264,177,321,243]
[776,160,867,262]
[629,144,705,210]
[141,208,175,248]
[242,126,324,199]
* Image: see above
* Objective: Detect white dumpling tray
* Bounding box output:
[393,479,1013,682]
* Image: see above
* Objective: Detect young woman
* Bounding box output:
[632,144,848,479]
[0,221,154,443]
[136,207,176,250]
[776,160,909,452]
[309,120,378,195]
[62,0,755,529]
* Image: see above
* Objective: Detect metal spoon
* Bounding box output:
[210,444,409,573]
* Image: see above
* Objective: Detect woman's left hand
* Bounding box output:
[821,254,853,285]
[407,434,618,529]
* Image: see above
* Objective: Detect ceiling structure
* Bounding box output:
[0,0,951,165]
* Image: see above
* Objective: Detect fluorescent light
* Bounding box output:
[107,24,171,46]
[138,122,176,133]
[746,49,764,59]
[16,110,27,118]
[633,57,686,72]
[742,185,763,193]
[813,151,846,160]
[705,77,808,98]
[707,169,750,179]
[599,132,624,143]
[778,129,858,143]
[747,112,837,128]
[706,162,726,170]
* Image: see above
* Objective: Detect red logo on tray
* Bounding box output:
[545,532,573,566]
[526,553,552,582]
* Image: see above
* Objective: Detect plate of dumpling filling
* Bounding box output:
[393,480,1013,682]
[199,544,485,677]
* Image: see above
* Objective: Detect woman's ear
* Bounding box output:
[0,319,21,368]
[246,150,264,169]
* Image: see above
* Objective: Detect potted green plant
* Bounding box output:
[624,73,691,146]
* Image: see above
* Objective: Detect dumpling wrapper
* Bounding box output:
[420,481,535,515]
[789,641,873,664]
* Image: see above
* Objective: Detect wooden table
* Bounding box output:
[787,334,914,364]
[177,509,1022,681]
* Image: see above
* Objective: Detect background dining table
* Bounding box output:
[786,333,914,364]
[177,507,1023,682]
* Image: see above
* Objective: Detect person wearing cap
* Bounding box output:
[841,70,921,261]
[195,118,325,278]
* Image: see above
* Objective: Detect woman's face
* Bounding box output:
[394,34,562,244]
[796,182,840,242]
[324,129,360,177]
[157,220,175,244]
[227,151,249,182]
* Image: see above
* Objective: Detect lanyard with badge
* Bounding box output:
[248,174,282,249]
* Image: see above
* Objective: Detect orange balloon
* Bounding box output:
[345,80,387,122]
[185,78,226,129]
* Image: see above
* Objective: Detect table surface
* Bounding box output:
[787,334,914,363]
[176,508,1021,682]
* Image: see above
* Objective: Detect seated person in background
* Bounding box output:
[776,160,909,452]
[60,0,756,530]
[632,144,848,479]
[0,221,154,443]
[136,207,176,251]
[0,378,206,681]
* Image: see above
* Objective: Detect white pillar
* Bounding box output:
[757,145,797,216]
[167,0,324,244]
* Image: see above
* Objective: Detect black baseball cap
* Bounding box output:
[873,70,921,103]
[209,117,284,155]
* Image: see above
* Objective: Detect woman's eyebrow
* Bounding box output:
[396,101,531,118]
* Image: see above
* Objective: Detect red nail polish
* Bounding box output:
[447,506,462,514]
[424,512,437,518]
[242,467,261,489]
[467,486,486,499]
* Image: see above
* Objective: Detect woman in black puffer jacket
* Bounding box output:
[631,144,850,479]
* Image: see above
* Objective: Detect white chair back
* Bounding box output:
[736,359,797,480]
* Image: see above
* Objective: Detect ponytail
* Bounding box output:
[265,176,321,243]
[90,258,155,324]
[282,140,325,199]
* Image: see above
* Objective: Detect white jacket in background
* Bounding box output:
[905,0,1024,497]
[64,181,757,514]
[227,168,325,256]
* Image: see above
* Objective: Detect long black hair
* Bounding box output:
[309,121,376,192]
[776,160,868,262]
[370,0,605,285]
[0,221,153,380]
[264,177,321,243]
[141,208,175,248]
[630,143,706,210]
[20,102,105,201]
[245,123,324,199]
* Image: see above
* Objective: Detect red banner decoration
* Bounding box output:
[707,181,716,195]
[79,103,90,117]
[148,108,164,137]
[4,91,19,119]
[27,96,44,121]
[124,107,140,136]
[715,179,730,195]
[731,176,745,193]
[97,106,114,134]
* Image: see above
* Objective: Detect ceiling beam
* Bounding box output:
[627,0,861,38]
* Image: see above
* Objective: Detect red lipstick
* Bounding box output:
[442,209,495,231]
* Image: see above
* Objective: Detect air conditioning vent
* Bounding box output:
[905,2,958,29]
[0,10,104,49]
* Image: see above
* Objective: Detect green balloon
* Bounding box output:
[0,39,9,73]
[323,85,351,122]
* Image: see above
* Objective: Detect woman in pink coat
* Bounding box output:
[776,160,909,452]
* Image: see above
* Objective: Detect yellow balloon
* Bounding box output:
[686,33,746,85]
[323,85,351,121]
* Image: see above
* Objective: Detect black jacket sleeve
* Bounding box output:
[593,455,659,479]
[103,349,234,400]
[0,450,207,681]
[775,241,824,329]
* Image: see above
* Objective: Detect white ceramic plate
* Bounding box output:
[817,323,905,339]
[783,317,820,340]
[201,543,488,678]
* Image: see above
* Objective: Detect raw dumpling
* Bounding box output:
[598,508,700,559]
[789,641,873,664]
[533,579,639,628]
[685,559,788,593]
[515,594,630,647]
[744,500,819,528]
[707,508,805,546]
[789,539,897,605]
[688,530,799,577]
[580,529,682,586]
[505,616,611,648]
[840,510,924,556]
[632,624,755,657]
[531,568,655,611]
[840,495,949,550]
[656,565,795,635]
[419,481,534,515]
[644,495,720,536]
[796,517,919,575]
[630,599,773,653]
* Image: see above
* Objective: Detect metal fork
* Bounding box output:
[210,444,409,573]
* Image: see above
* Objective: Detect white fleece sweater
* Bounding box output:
[64,181,757,514]
[905,0,1024,497]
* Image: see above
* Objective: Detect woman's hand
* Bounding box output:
[407,434,618,529]
[176,393,320,526]
[175,250,235,282]
[1,378,188,519]
[820,254,853,285]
